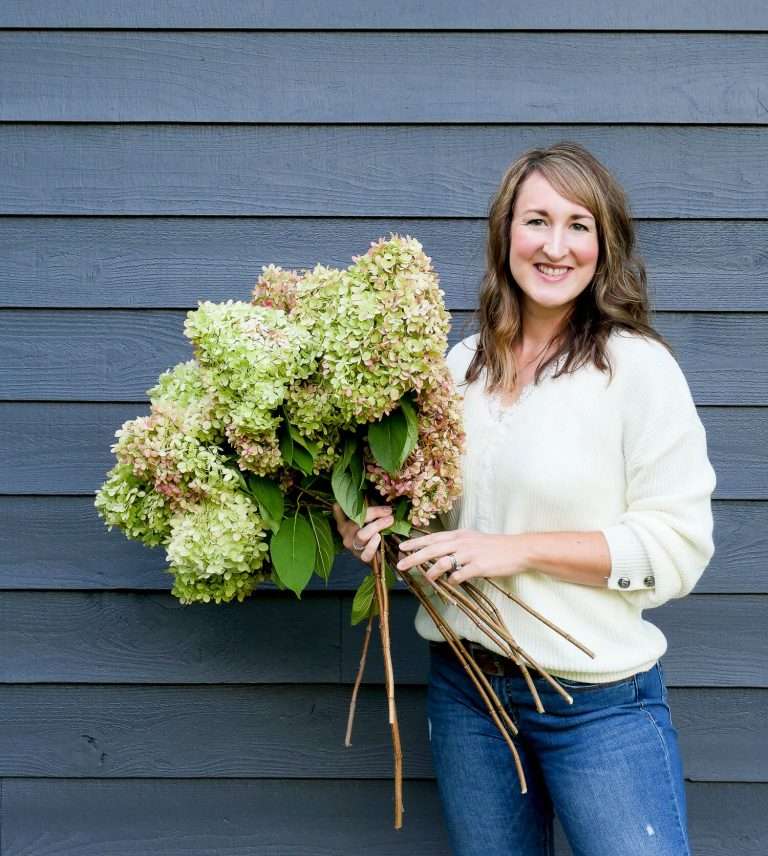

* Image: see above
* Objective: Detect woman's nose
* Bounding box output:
[542,229,568,259]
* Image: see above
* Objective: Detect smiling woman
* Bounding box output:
[509,171,600,312]
[401,142,715,856]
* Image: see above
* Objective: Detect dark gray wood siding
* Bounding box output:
[1,4,766,853]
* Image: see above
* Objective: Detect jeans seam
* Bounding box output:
[638,697,691,856]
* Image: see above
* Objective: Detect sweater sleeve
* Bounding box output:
[600,338,717,610]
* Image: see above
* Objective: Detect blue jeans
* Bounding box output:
[426,641,690,855]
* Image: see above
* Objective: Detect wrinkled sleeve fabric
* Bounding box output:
[600,338,717,610]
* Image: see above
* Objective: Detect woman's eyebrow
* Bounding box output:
[522,208,595,221]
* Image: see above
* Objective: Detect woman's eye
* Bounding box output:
[572,222,589,231]
[526,218,545,226]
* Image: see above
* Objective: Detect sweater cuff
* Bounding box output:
[601,524,656,592]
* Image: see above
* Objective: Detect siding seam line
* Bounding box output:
[338,595,343,682]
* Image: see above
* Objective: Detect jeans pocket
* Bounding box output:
[554,674,636,692]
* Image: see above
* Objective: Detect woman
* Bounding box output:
[332,142,716,855]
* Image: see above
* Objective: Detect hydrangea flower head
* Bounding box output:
[251,263,302,313]
[147,359,225,444]
[166,490,271,604]
[111,407,238,510]
[183,301,318,463]
[94,462,173,546]
[285,236,451,433]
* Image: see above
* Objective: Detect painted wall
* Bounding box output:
[0,3,766,852]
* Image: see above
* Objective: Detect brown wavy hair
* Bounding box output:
[464,141,671,393]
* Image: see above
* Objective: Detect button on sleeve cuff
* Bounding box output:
[602,523,656,592]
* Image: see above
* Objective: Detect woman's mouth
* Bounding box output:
[533,263,572,282]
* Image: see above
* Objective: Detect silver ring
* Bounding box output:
[351,535,366,552]
[449,554,461,573]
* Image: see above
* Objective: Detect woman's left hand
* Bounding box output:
[396,528,528,585]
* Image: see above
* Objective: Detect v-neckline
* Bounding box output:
[482,359,561,424]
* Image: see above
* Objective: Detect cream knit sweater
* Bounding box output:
[413,329,717,682]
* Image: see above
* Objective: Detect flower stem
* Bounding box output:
[345,611,374,747]
[372,542,403,829]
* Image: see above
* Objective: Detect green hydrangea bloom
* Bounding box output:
[183,300,318,449]
[94,463,173,547]
[285,236,450,432]
[251,263,302,313]
[112,407,239,510]
[166,490,270,604]
[147,359,225,444]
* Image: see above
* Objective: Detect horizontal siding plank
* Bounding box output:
[0,591,764,686]
[1,1,767,30]
[0,404,762,498]
[0,592,341,684]
[2,779,768,856]
[2,125,766,218]
[0,685,762,781]
[0,217,486,311]
[3,33,767,123]
[5,218,767,312]
[0,778,451,856]
[1,780,766,856]
[1,311,765,405]
[2,498,761,595]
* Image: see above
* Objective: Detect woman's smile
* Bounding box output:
[533,263,573,282]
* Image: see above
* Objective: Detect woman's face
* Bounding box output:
[508,171,600,320]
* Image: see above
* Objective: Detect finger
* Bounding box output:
[332,503,346,523]
[363,504,393,524]
[399,530,454,552]
[425,555,475,586]
[356,514,394,544]
[425,554,456,582]
[360,532,382,564]
[447,563,476,586]
[397,541,458,573]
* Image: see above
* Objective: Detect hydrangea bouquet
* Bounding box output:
[95,235,592,828]
[96,236,463,604]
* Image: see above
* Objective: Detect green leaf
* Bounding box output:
[233,468,250,494]
[331,522,345,553]
[270,512,317,598]
[393,496,410,521]
[331,466,366,527]
[384,560,398,589]
[269,566,287,591]
[350,573,377,626]
[247,475,284,534]
[368,407,410,475]
[292,443,314,476]
[307,508,335,584]
[350,562,398,626]
[399,397,419,465]
[337,435,357,473]
[287,422,320,457]
[279,424,294,466]
[384,519,412,536]
[349,444,366,491]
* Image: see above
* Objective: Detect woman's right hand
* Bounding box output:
[332,502,395,566]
